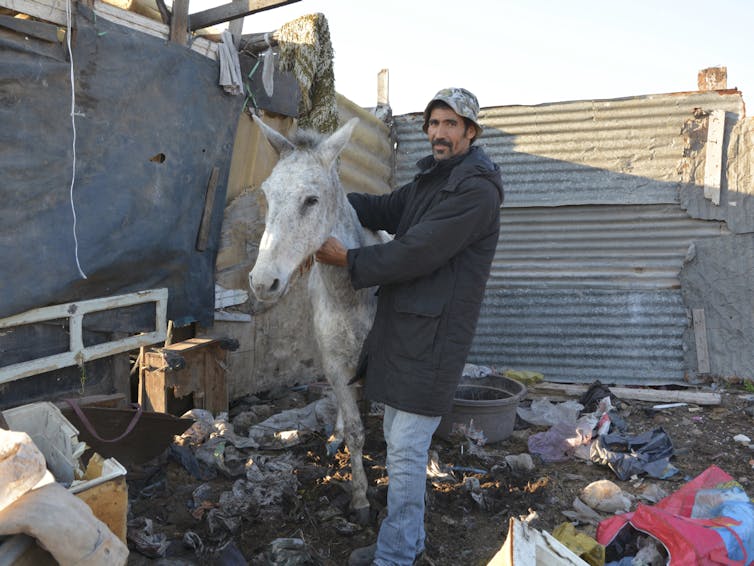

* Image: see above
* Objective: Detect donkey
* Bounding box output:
[248,115,386,522]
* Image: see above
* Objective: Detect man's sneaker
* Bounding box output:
[348,543,376,566]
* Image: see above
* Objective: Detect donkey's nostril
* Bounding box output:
[270,279,280,292]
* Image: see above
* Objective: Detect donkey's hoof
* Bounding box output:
[352,505,371,526]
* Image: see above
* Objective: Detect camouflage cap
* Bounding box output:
[422,87,482,139]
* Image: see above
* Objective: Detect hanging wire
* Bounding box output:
[65,0,87,279]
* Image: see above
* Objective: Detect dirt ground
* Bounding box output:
[125,381,754,565]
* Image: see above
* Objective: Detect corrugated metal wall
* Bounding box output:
[394,91,743,384]
[337,94,393,196]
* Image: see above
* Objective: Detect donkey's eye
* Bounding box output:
[304,196,319,207]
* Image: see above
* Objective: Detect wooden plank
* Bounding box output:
[1,0,218,59]
[0,13,60,41]
[168,0,188,45]
[214,310,252,322]
[703,109,725,205]
[488,518,589,566]
[692,308,711,374]
[196,166,220,251]
[188,0,299,31]
[215,284,249,308]
[140,351,169,412]
[0,289,168,385]
[529,382,721,405]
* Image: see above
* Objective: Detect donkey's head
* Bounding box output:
[249,115,358,302]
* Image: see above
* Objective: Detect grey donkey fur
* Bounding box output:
[249,115,387,521]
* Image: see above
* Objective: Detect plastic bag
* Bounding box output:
[598,465,754,565]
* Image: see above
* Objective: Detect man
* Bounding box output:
[315,87,503,566]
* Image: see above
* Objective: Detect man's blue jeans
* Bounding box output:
[373,405,441,566]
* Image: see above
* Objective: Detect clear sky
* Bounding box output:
[226,0,754,115]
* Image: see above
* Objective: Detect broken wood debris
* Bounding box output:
[530,382,721,405]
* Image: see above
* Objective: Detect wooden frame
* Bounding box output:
[0,288,168,385]
[0,0,218,59]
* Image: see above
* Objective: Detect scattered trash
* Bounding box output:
[463,363,494,378]
[589,427,678,480]
[426,450,455,481]
[562,497,605,526]
[598,465,754,565]
[505,453,536,474]
[0,429,47,511]
[580,479,632,514]
[0,482,129,565]
[635,483,669,504]
[503,369,544,386]
[651,402,687,410]
[488,517,591,565]
[733,433,751,444]
[517,398,584,427]
[451,419,488,446]
[127,516,169,558]
[552,521,605,566]
[254,535,325,565]
[527,417,595,462]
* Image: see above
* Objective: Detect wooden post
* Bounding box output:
[169,0,189,45]
[377,69,389,107]
[703,109,725,206]
[692,308,711,374]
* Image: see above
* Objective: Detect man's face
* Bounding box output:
[427,105,475,161]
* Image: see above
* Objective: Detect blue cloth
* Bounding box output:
[374,405,441,566]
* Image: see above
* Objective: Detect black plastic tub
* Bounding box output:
[435,374,527,443]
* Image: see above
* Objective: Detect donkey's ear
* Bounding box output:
[319,118,359,167]
[252,114,295,155]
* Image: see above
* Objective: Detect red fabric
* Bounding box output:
[597,466,747,566]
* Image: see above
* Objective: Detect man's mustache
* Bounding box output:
[432,139,451,148]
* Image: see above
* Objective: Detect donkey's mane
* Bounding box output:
[289,128,326,151]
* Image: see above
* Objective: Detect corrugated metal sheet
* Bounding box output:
[490,205,728,290]
[395,91,745,206]
[468,204,729,384]
[472,288,688,383]
[337,94,393,196]
[393,91,744,385]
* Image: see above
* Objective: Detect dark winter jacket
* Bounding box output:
[346,145,503,416]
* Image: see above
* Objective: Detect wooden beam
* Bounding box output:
[529,382,721,405]
[189,0,299,31]
[239,29,279,54]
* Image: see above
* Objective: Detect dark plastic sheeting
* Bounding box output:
[0,6,243,326]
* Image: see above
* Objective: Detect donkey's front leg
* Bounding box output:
[329,375,370,524]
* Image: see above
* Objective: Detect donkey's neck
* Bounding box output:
[310,187,374,304]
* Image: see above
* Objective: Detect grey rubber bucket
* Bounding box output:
[435,374,527,443]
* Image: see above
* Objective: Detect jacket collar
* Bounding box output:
[415,146,493,193]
